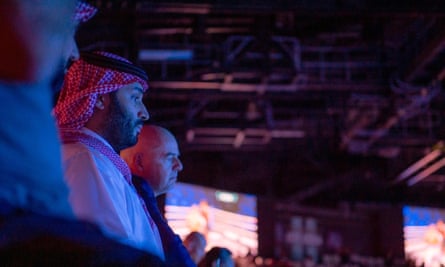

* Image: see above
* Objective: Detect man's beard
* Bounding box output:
[103,92,143,152]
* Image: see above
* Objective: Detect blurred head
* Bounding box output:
[0,0,96,219]
[183,231,207,264]
[0,1,96,85]
[51,1,97,92]
[54,51,149,151]
[121,125,183,196]
[198,247,235,267]
[0,0,76,83]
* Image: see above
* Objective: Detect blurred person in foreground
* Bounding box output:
[0,0,96,219]
[183,231,208,265]
[121,124,196,266]
[54,50,165,261]
[0,1,165,266]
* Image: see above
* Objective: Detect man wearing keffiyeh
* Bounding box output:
[54,51,166,261]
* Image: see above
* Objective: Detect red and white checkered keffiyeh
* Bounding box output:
[54,51,148,130]
[61,129,132,182]
[74,1,97,23]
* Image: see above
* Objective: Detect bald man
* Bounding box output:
[122,125,183,196]
[121,125,196,267]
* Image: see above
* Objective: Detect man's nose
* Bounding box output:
[139,105,150,121]
[174,158,183,172]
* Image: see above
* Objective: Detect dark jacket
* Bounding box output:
[133,175,197,267]
[0,201,166,266]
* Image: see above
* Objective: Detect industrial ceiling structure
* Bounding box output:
[78,0,445,208]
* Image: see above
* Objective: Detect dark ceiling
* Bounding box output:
[78,0,445,208]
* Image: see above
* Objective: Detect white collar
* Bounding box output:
[81,127,114,150]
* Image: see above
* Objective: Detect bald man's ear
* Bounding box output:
[135,152,144,172]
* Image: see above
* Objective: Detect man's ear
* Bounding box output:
[135,152,144,172]
[95,94,109,110]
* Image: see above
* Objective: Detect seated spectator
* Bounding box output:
[121,125,196,267]
[54,50,165,258]
[183,231,208,265]
[198,247,235,267]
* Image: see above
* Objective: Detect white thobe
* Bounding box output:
[61,128,165,259]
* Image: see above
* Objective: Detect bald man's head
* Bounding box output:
[121,125,183,196]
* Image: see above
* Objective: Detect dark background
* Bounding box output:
[78,0,445,259]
